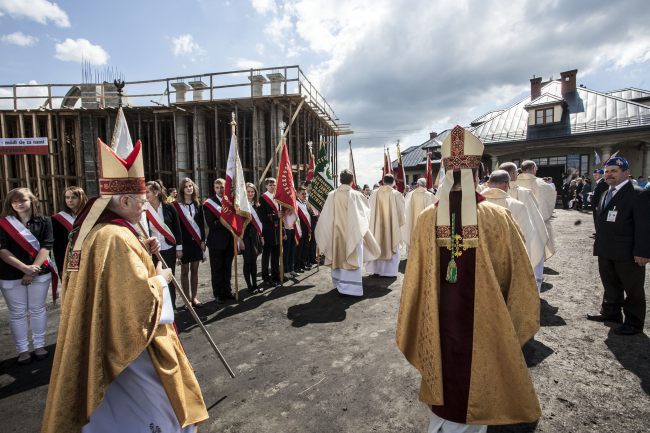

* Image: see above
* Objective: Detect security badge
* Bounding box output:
[607,207,618,222]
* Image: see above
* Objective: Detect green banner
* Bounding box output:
[308,142,334,213]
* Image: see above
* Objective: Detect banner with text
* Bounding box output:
[0,138,49,155]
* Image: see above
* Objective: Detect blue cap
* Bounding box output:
[604,157,629,171]
[593,169,604,174]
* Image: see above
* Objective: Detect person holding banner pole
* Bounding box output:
[145,181,183,309]
[242,183,263,293]
[259,178,282,288]
[0,188,55,365]
[173,178,206,307]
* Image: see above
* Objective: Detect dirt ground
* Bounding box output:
[1,208,649,433]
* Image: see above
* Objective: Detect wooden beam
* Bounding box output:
[18,114,32,192]
[31,114,46,213]
[47,112,58,212]
[0,113,10,194]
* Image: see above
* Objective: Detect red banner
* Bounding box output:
[275,140,297,211]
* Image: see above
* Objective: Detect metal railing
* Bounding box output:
[0,65,341,128]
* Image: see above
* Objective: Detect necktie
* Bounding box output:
[603,187,615,209]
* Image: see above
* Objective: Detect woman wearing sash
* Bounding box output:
[0,188,55,365]
[173,178,206,307]
[146,181,183,309]
[51,186,87,273]
[242,183,263,294]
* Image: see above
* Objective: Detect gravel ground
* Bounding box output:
[0,208,648,433]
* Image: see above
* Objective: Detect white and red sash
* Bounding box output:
[172,201,202,248]
[203,197,222,219]
[261,191,279,215]
[51,211,75,232]
[296,200,312,234]
[145,203,176,246]
[0,216,59,300]
[250,204,263,237]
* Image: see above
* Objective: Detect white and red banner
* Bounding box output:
[0,137,48,155]
[425,151,433,189]
[348,140,358,190]
[222,131,251,238]
[275,139,297,211]
[395,144,406,193]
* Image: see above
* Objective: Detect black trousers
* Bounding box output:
[598,256,646,328]
[154,248,178,307]
[262,243,280,282]
[296,235,310,269]
[242,249,258,290]
[209,246,234,299]
[283,230,296,273]
[309,217,319,262]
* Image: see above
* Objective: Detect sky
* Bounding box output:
[2,0,650,187]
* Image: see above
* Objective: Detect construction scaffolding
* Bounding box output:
[0,66,347,213]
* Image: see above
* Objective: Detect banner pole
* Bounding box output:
[279,215,284,285]
[233,233,239,301]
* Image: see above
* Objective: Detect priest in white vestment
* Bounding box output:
[366,174,406,277]
[482,170,547,291]
[315,169,380,296]
[511,160,557,258]
[500,162,551,288]
[402,178,437,255]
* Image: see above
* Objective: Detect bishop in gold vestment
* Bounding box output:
[396,126,540,432]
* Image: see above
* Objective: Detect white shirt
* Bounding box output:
[602,179,629,207]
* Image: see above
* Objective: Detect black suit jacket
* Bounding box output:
[594,181,650,260]
[204,196,234,251]
[592,178,608,208]
[258,194,281,246]
[147,203,183,251]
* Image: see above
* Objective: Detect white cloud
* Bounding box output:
[0,0,70,27]
[251,0,276,14]
[54,38,109,65]
[0,80,48,110]
[252,0,650,154]
[1,31,38,46]
[236,58,264,69]
[171,34,205,58]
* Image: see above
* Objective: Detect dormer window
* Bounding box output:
[535,108,554,125]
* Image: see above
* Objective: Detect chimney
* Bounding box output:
[560,69,577,95]
[530,76,542,100]
[429,131,438,140]
[188,80,208,101]
[266,72,285,96]
[171,82,191,103]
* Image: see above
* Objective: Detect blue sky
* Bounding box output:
[2,0,650,187]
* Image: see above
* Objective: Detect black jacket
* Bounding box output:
[0,216,54,280]
[147,203,183,251]
[204,196,234,251]
[258,194,281,246]
[592,178,608,208]
[594,181,650,260]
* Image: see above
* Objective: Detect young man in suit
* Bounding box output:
[587,157,650,335]
[259,178,281,287]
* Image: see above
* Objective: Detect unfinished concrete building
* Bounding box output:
[0,66,348,213]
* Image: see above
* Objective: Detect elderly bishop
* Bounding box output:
[397,126,540,433]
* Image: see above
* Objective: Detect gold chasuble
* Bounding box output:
[42,223,208,433]
[396,126,540,426]
[369,185,405,260]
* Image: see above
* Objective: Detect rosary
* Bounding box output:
[445,212,464,284]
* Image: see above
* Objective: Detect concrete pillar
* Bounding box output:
[491,155,499,171]
[195,109,208,194]
[80,113,99,196]
[171,83,191,103]
[102,82,119,107]
[80,84,100,109]
[267,73,285,96]
[174,112,190,186]
[642,143,650,177]
[249,75,267,97]
[189,81,208,101]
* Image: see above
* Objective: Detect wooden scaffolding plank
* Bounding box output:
[47,112,58,212]
[0,113,10,194]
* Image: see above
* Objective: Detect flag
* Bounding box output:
[306,142,315,182]
[395,143,406,193]
[308,140,335,213]
[425,151,433,189]
[348,140,357,190]
[275,138,297,211]
[383,148,393,176]
[594,150,601,166]
[435,160,445,197]
[221,128,251,238]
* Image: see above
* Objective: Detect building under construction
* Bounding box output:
[0,66,348,213]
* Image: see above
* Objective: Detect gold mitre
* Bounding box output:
[435,125,484,249]
[67,108,145,271]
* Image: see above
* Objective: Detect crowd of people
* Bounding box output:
[1,115,648,432]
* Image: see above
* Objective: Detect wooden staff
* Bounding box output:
[233,233,239,301]
[137,222,236,379]
[279,213,284,285]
